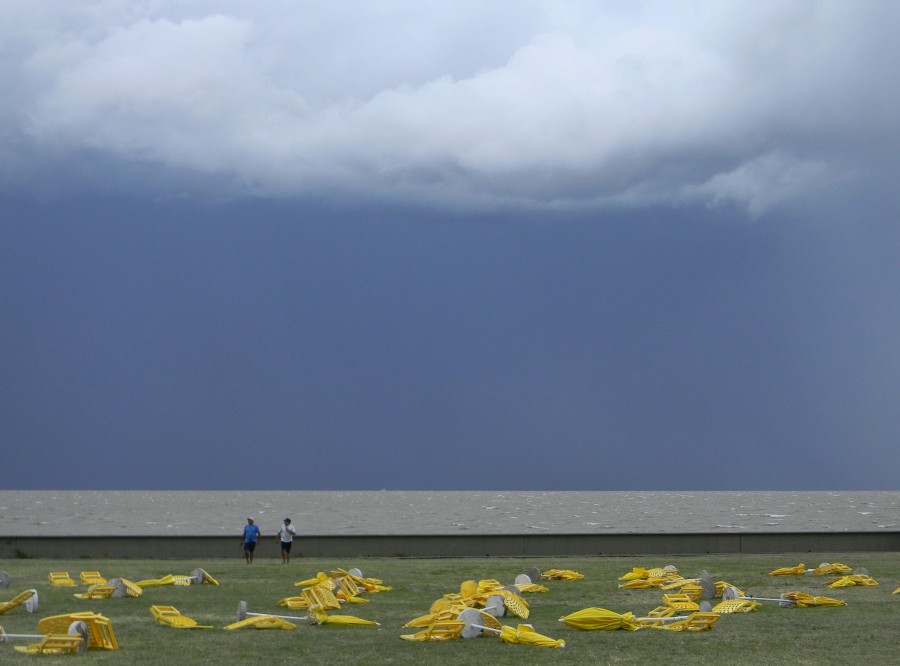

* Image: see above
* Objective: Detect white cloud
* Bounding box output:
[4,1,898,212]
[681,151,831,217]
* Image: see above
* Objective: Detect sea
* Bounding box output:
[1,490,897,537]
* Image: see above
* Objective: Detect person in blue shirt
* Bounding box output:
[241,517,262,564]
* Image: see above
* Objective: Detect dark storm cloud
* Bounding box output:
[2,198,898,490]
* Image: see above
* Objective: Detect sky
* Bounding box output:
[1,1,898,491]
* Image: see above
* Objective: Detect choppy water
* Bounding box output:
[1,490,897,537]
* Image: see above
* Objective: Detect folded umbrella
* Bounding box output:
[827,574,878,588]
[542,569,584,580]
[307,608,378,626]
[812,563,853,575]
[768,563,806,576]
[499,624,565,648]
[780,592,846,607]
[559,607,640,631]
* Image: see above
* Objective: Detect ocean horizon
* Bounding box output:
[1,490,897,537]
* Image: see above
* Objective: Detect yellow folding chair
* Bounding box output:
[48,572,75,586]
[0,589,38,615]
[79,571,106,585]
[400,619,465,641]
[150,605,213,629]
[73,584,116,600]
[303,585,342,611]
[38,612,118,650]
[662,594,700,612]
[651,612,720,631]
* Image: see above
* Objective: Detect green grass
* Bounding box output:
[1,552,897,665]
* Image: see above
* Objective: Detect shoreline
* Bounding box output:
[4,531,898,559]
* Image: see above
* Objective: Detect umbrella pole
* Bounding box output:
[722,587,795,608]
[236,600,309,623]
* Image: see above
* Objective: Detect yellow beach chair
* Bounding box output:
[662,594,700,612]
[38,612,118,650]
[73,584,116,600]
[223,616,295,630]
[303,585,342,611]
[648,612,720,631]
[400,619,465,641]
[79,571,106,585]
[48,572,75,586]
[711,599,760,614]
[150,605,213,629]
[0,589,38,615]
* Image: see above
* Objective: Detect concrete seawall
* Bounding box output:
[2,532,898,559]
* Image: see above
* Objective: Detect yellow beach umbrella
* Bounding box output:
[499,624,565,648]
[542,569,584,580]
[812,563,853,575]
[768,563,806,576]
[559,607,641,631]
[780,592,846,607]
[458,580,478,598]
[456,610,562,646]
[307,608,378,627]
[827,574,878,588]
[223,616,295,630]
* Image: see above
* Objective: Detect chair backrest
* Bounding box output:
[337,576,360,599]
[303,585,341,611]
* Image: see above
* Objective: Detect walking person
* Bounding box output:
[241,517,261,564]
[276,518,297,564]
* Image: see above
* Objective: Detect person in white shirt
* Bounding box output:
[276,517,297,564]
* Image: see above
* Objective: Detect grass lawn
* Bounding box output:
[0,552,897,665]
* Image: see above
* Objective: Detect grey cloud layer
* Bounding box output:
[6,1,898,210]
